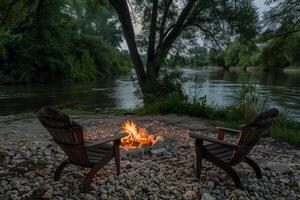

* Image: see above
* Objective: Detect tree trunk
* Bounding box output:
[109,0,146,89]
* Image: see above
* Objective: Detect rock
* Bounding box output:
[84,194,96,200]
[151,148,169,156]
[151,136,165,149]
[183,190,197,200]
[265,162,291,174]
[201,192,215,200]
[207,170,218,178]
[280,178,289,184]
[126,148,144,157]
[138,143,151,153]
[180,144,190,149]
[232,189,245,197]
[123,191,132,200]
[100,194,108,200]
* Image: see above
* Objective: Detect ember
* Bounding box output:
[121,120,157,149]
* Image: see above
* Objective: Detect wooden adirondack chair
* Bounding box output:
[37,107,128,192]
[189,108,279,188]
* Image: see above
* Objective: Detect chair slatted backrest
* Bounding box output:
[37,107,91,166]
[229,108,279,165]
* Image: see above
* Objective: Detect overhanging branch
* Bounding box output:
[191,24,225,55]
[158,0,198,63]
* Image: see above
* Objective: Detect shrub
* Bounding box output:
[258,39,289,70]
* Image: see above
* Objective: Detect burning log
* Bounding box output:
[121,120,157,149]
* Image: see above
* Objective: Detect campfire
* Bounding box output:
[120,120,158,149]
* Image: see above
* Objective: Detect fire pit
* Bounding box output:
[120,120,167,157]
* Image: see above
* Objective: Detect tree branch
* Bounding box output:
[146,0,158,75]
[158,0,172,47]
[155,0,198,74]
[191,24,225,55]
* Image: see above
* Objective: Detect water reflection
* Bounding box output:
[0,68,299,120]
[182,68,300,120]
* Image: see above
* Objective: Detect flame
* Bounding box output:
[121,120,156,149]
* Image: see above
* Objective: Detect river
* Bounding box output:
[0,68,299,120]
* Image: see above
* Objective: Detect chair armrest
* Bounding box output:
[189,132,239,149]
[216,127,241,134]
[85,132,128,148]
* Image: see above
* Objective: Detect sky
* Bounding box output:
[254,0,269,14]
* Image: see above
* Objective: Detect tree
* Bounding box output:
[224,37,257,69]
[69,0,123,47]
[108,0,258,93]
[0,0,131,82]
[257,0,300,70]
[263,0,300,39]
[208,48,224,67]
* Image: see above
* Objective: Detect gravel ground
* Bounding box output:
[0,114,299,200]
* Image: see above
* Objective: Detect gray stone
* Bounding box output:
[123,191,132,200]
[151,148,168,156]
[151,136,165,149]
[207,170,218,178]
[265,162,291,174]
[84,194,96,200]
[201,192,215,200]
[183,190,197,200]
[138,143,151,153]
[180,144,190,149]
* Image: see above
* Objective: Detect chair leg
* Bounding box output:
[114,145,120,175]
[54,159,69,181]
[195,139,203,179]
[84,167,99,192]
[206,154,241,189]
[244,157,262,179]
[114,139,121,175]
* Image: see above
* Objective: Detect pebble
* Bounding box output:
[0,117,299,200]
[183,190,197,200]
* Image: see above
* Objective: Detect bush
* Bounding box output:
[208,48,225,67]
[284,33,300,66]
[0,31,131,82]
[142,68,184,104]
[269,115,300,146]
[258,39,289,70]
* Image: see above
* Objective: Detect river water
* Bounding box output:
[0,68,299,120]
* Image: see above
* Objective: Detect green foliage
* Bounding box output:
[0,0,131,83]
[284,33,300,66]
[258,39,289,70]
[269,115,300,146]
[143,68,184,104]
[223,38,257,68]
[224,40,241,67]
[233,83,265,120]
[68,49,97,81]
[208,48,224,67]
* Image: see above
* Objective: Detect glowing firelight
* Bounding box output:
[121,120,157,149]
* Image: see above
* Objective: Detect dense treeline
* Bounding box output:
[166,32,300,71]
[166,0,300,71]
[0,0,131,82]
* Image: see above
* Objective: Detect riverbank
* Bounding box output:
[0,114,300,199]
[1,103,300,147]
[194,65,300,73]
